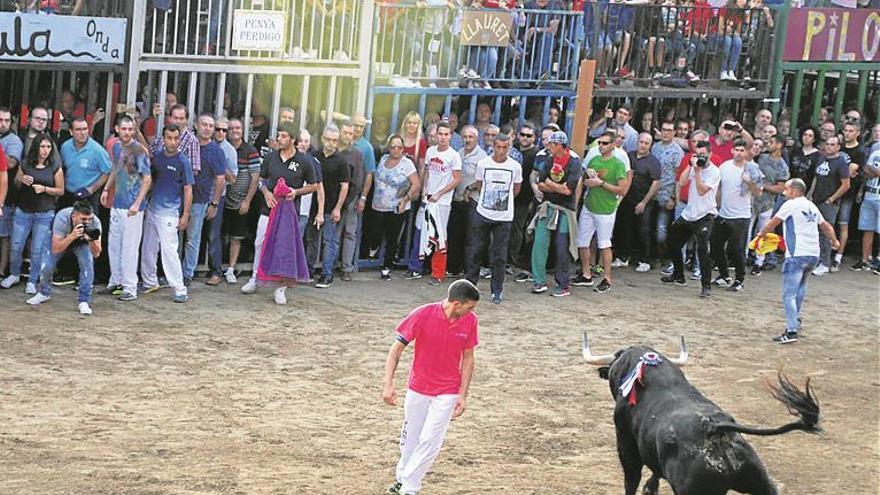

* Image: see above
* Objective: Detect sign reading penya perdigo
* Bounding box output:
[460,10,511,47]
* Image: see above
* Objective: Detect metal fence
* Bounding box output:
[142,0,364,62]
[373,2,584,89]
[584,3,776,90]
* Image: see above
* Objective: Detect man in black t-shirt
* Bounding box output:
[835,122,865,271]
[311,126,350,289]
[240,123,318,303]
[509,122,539,273]
[810,136,851,276]
[619,133,662,271]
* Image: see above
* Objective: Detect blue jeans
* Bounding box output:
[656,206,673,246]
[207,197,225,277]
[530,33,556,79]
[182,203,209,280]
[468,46,498,80]
[781,256,818,333]
[10,210,55,281]
[39,243,94,303]
[320,214,339,277]
[720,34,743,73]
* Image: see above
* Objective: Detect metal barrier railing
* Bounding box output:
[142,0,363,62]
[373,2,583,88]
[584,3,776,89]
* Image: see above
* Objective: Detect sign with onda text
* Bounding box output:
[0,12,126,64]
[232,9,287,51]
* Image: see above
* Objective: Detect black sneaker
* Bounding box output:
[727,280,744,292]
[97,284,122,295]
[713,276,732,288]
[405,271,423,280]
[851,260,870,271]
[51,275,76,287]
[772,331,799,344]
[594,278,612,293]
[572,274,594,286]
[315,275,333,288]
[380,269,391,281]
[750,265,763,276]
[661,274,687,287]
[514,272,532,283]
[388,481,402,494]
[699,286,711,298]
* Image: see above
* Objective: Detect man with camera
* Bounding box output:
[26,200,102,315]
[711,119,752,163]
[661,139,720,297]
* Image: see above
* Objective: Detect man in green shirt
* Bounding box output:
[574,131,628,294]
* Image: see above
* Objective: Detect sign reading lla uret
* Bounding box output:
[784,7,880,62]
[460,10,511,47]
[231,9,286,51]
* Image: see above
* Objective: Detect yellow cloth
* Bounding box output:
[749,233,782,255]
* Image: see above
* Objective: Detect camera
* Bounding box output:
[75,223,101,243]
[695,156,709,169]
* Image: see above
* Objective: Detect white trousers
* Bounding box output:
[140,211,187,296]
[108,208,145,295]
[396,389,458,494]
[248,215,270,284]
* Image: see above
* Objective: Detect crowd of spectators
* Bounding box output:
[1,92,878,319]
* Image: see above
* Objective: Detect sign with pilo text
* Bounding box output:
[231,9,286,51]
[0,12,126,64]
[460,10,512,47]
[783,7,880,62]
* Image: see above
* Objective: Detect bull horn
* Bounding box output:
[666,335,688,367]
[582,333,615,365]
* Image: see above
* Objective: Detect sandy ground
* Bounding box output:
[0,265,877,495]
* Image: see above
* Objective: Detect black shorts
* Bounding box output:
[223,208,250,239]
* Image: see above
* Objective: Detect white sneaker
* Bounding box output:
[25,282,37,295]
[1,274,20,289]
[224,267,238,284]
[635,262,651,273]
[274,287,287,305]
[720,71,730,80]
[611,258,629,268]
[727,71,738,81]
[78,302,93,315]
[811,263,829,276]
[241,278,257,293]
[26,293,50,305]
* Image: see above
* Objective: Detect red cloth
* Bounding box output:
[396,302,479,396]
[682,0,715,35]
[0,143,7,172]
[710,135,734,162]
[481,0,516,7]
[403,137,427,164]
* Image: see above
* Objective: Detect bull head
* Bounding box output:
[582,333,689,367]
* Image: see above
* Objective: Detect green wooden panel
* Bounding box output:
[789,70,805,133]
[812,71,826,126]
[834,71,847,126]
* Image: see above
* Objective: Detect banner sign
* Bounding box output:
[784,7,880,62]
[0,12,126,64]
[231,9,286,51]
[460,10,512,47]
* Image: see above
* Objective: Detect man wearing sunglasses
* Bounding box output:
[205,117,239,286]
[509,123,539,278]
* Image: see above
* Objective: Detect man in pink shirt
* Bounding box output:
[382,280,480,495]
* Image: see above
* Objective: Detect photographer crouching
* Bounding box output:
[660,139,721,298]
[26,200,102,315]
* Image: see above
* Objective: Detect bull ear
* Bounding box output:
[667,335,688,367]
[583,333,615,366]
[598,366,610,380]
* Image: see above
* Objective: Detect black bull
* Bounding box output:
[583,334,821,495]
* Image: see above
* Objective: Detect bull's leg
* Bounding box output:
[641,473,660,495]
[616,430,643,495]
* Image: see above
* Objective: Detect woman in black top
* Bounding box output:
[0,133,64,292]
[789,125,822,187]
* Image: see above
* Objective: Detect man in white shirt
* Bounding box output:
[464,134,522,304]
[710,140,761,292]
[661,140,720,297]
[755,178,839,344]
[418,122,462,284]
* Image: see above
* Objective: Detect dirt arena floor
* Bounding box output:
[0,265,877,494]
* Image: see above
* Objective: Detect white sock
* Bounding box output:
[834,253,843,263]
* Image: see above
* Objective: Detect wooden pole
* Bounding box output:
[571,59,596,158]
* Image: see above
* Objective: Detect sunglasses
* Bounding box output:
[519,132,534,138]
[215,128,228,132]
[597,141,612,145]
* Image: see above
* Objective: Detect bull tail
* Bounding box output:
[713,372,821,437]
